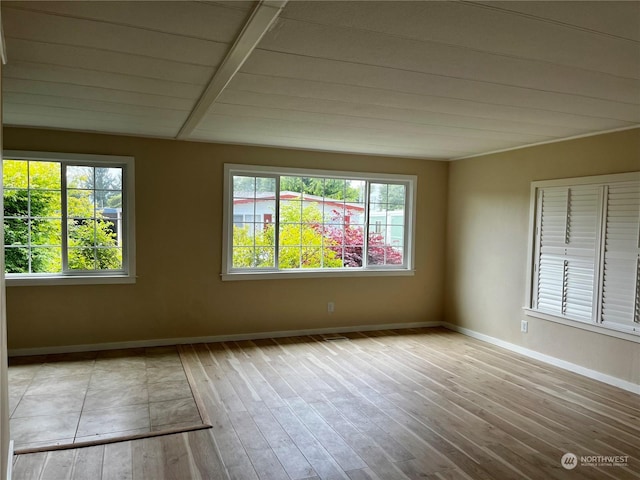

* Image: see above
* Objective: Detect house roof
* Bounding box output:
[233,191,365,211]
[2,1,638,160]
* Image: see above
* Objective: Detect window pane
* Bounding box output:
[96,248,122,270]
[323,248,344,268]
[31,247,62,273]
[30,162,61,190]
[302,247,322,268]
[281,176,304,194]
[68,219,96,247]
[255,247,275,268]
[233,247,255,268]
[4,219,28,245]
[279,246,301,269]
[280,223,302,246]
[3,160,28,188]
[370,183,388,203]
[388,184,406,209]
[96,218,119,246]
[31,219,62,246]
[233,176,255,197]
[233,224,254,246]
[67,166,94,189]
[4,190,29,217]
[280,199,302,223]
[95,167,122,190]
[68,190,95,218]
[97,191,122,210]
[68,247,96,270]
[256,177,276,195]
[5,247,29,273]
[31,190,62,217]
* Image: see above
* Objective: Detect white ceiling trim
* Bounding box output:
[176,0,287,139]
[452,125,640,161]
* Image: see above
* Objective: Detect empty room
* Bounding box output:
[0,1,638,479]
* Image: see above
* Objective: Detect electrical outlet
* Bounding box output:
[521,320,528,333]
[328,301,335,314]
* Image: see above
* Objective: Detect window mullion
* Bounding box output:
[274,175,281,271]
[61,163,69,273]
[363,181,371,269]
[26,161,32,273]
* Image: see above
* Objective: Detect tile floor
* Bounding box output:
[8,346,204,451]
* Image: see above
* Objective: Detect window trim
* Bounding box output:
[3,150,136,286]
[525,171,640,342]
[222,164,417,280]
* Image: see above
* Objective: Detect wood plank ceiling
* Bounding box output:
[2,1,639,160]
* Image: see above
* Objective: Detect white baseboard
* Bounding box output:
[7,321,440,357]
[440,322,640,395]
[9,321,637,396]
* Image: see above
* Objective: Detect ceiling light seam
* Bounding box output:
[274,16,640,82]
[224,86,635,132]
[183,136,455,159]
[205,111,554,143]
[4,100,188,124]
[236,72,639,124]
[3,75,195,102]
[3,5,243,46]
[192,127,467,155]
[5,35,225,69]
[9,60,210,89]
[460,1,640,44]
[214,99,571,138]
[254,48,640,107]
[4,91,191,114]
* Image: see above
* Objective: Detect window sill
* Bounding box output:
[523,308,640,343]
[221,269,415,281]
[6,275,136,287]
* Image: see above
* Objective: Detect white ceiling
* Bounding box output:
[2,1,639,160]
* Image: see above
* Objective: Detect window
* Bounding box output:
[526,172,639,340]
[222,164,416,279]
[3,151,135,285]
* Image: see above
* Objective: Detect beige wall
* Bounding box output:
[445,128,640,385]
[4,127,448,350]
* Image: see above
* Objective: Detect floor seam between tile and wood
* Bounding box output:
[8,345,210,453]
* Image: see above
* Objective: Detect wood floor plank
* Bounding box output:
[102,441,133,480]
[70,446,104,480]
[11,451,47,480]
[10,328,640,479]
[39,450,75,480]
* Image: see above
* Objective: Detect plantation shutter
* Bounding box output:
[535,186,601,322]
[600,181,640,329]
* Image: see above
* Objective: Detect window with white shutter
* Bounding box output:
[533,186,601,322]
[527,172,639,340]
[600,181,640,331]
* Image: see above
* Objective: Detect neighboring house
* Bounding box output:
[233,191,367,227]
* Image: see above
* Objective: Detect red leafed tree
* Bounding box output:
[319,210,403,266]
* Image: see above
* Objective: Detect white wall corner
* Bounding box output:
[440,322,640,395]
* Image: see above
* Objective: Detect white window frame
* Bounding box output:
[222,164,417,281]
[525,171,640,343]
[3,150,136,286]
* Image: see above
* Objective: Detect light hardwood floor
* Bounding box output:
[11,328,640,479]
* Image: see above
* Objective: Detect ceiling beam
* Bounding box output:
[176,0,287,139]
